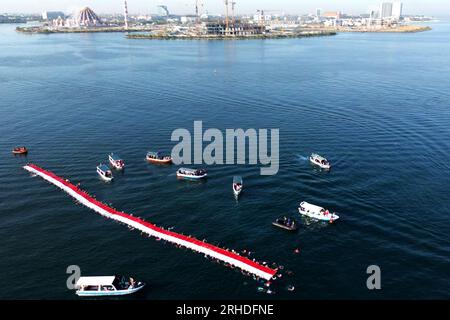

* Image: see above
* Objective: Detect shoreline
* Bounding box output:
[126,31,337,40]
[15,24,430,37]
[15,26,149,34]
[304,25,432,33]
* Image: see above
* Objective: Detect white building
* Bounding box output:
[253,13,272,24]
[316,8,322,17]
[42,11,65,20]
[379,2,393,19]
[392,2,403,19]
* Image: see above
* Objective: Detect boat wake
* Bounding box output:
[297,155,309,162]
[23,164,277,281]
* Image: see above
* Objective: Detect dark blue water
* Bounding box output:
[1,22,450,299]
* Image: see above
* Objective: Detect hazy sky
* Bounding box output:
[1,0,448,16]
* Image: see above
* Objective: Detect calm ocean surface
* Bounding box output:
[0,22,449,299]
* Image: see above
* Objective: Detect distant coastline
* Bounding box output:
[15,26,148,34]
[15,25,430,37]
[338,25,431,33]
[126,30,337,40]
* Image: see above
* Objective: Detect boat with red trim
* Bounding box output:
[12,146,28,155]
[146,151,172,164]
[298,201,339,223]
[233,176,243,197]
[108,153,125,170]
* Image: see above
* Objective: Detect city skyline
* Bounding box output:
[1,0,448,16]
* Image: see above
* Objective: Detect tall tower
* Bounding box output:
[124,0,129,30]
[231,2,236,35]
[224,0,229,35]
[195,0,199,23]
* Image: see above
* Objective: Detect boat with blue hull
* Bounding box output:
[75,275,145,297]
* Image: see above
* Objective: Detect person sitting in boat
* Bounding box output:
[129,277,135,288]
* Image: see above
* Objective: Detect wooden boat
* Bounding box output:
[75,275,145,297]
[12,146,28,155]
[233,176,243,197]
[272,216,299,231]
[176,168,207,180]
[109,153,125,170]
[146,151,172,164]
[97,164,113,182]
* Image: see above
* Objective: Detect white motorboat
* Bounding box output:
[97,164,113,182]
[75,275,145,297]
[310,153,331,170]
[109,153,125,170]
[176,168,207,180]
[298,201,339,223]
[233,176,243,197]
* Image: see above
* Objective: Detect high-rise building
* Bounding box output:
[316,8,322,17]
[42,11,65,20]
[157,5,169,17]
[392,2,403,19]
[379,2,393,19]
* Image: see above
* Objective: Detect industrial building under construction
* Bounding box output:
[205,21,263,36]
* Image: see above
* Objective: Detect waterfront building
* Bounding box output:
[380,2,393,19]
[42,11,65,21]
[50,7,103,28]
[204,21,262,36]
[392,2,403,19]
[316,8,322,18]
[75,7,102,26]
[323,11,342,19]
[157,5,170,17]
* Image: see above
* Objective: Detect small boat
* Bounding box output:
[75,275,145,297]
[233,176,243,197]
[146,151,172,164]
[272,216,299,231]
[108,153,125,170]
[12,146,28,155]
[310,153,331,170]
[176,168,207,180]
[97,164,113,182]
[298,201,339,223]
